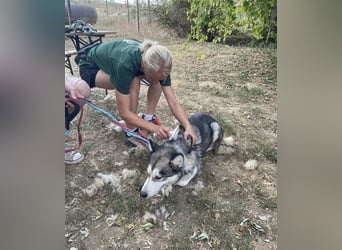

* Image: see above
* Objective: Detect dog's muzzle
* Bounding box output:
[140,191,148,198]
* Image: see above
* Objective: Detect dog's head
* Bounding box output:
[140,125,196,198]
[140,138,190,198]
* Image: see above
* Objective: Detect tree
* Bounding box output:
[235,0,277,42]
[187,0,277,43]
[152,0,276,43]
[187,0,236,43]
[152,0,191,37]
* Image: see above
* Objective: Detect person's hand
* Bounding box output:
[65,88,84,107]
[184,127,197,145]
[153,125,171,140]
[69,88,85,100]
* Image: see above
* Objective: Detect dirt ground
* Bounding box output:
[65,31,277,249]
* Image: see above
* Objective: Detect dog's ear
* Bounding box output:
[170,154,184,170]
[185,135,194,152]
[186,135,193,146]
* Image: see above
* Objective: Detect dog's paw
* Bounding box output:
[216,144,236,155]
[161,185,173,197]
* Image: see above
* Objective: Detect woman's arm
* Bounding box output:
[115,91,171,139]
[162,86,197,144]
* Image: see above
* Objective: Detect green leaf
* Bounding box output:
[142,222,154,230]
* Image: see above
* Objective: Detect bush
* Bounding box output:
[152,0,191,37]
[188,0,277,43]
[152,0,277,44]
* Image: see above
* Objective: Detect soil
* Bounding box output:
[65,33,277,249]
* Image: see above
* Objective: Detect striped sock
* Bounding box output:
[143,114,154,121]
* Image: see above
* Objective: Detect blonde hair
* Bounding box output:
[140,40,172,76]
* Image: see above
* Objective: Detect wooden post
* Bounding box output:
[148,0,151,25]
[66,0,72,26]
[136,0,140,34]
[127,0,130,23]
[105,0,109,17]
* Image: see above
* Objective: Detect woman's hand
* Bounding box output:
[153,125,171,140]
[184,126,197,145]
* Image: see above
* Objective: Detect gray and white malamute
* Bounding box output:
[140,112,224,198]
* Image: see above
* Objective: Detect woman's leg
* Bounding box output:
[125,77,141,129]
[145,82,162,115]
[94,70,115,89]
[129,77,141,114]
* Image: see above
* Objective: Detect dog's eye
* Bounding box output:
[155,176,162,180]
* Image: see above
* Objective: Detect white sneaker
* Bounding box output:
[65,143,84,164]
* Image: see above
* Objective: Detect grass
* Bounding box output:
[225,80,236,88]
[213,112,236,136]
[242,142,277,163]
[255,188,277,210]
[162,196,258,249]
[110,192,146,217]
[237,85,266,102]
[166,221,195,249]
[206,85,232,98]
[262,143,278,163]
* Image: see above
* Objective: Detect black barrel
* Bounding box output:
[65,2,98,25]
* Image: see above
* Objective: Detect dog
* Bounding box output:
[140,112,224,198]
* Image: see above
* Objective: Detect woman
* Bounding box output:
[77,38,196,147]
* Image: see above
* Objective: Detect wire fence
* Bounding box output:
[66,0,161,35]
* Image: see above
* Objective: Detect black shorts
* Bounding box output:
[79,66,100,88]
[76,43,100,88]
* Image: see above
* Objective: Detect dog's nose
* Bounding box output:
[140,191,148,198]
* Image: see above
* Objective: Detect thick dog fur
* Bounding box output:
[140,112,223,198]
